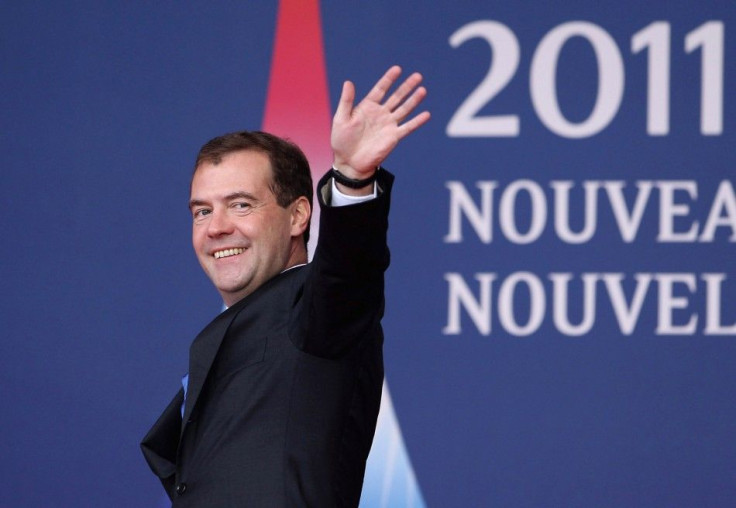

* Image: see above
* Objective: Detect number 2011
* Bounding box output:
[447,20,724,138]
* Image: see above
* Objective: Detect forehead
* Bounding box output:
[191,150,274,197]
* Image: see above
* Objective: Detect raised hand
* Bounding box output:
[331,65,430,180]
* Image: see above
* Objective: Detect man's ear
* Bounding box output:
[290,196,311,238]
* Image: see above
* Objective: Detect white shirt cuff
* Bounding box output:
[330,177,377,207]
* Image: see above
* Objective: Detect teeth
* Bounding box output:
[214,248,245,259]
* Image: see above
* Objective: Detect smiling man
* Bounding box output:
[141,66,429,507]
[190,148,311,307]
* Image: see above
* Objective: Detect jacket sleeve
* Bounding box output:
[140,389,183,500]
[293,168,394,359]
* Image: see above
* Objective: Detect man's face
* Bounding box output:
[190,150,308,306]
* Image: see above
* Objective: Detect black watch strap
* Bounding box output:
[330,167,379,189]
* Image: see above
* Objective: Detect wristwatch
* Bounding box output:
[330,167,380,189]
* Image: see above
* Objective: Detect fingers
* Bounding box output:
[393,84,428,124]
[366,66,425,112]
[334,80,356,121]
[365,65,403,103]
[388,73,430,136]
[366,67,427,124]
[398,110,431,140]
[384,72,423,112]
[348,64,431,139]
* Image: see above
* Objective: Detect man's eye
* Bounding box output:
[193,209,211,218]
[233,202,252,210]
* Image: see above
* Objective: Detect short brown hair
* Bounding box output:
[194,131,314,246]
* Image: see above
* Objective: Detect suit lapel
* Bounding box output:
[181,301,244,436]
[179,268,304,437]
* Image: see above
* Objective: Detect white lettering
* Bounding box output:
[443,273,496,335]
[445,179,735,244]
[444,181,497,243]
[702,273,736,335]
[602,273,653,335]
[604,181,654,242]
[657,181,699,242]
[655,273,698,334]
[530,22,624,138]
[498,272,545,336]
[552,181,600,244]
[699,180,736,242]
[499,180,547,244]
[550,273,598,335]
[443,271,735,336]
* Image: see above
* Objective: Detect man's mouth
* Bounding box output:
[213,248,245,259]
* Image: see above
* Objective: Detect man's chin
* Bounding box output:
[213,278,256,305]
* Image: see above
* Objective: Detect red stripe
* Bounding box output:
[262,0,333,182]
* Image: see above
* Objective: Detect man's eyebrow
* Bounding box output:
[189,199,209,210]
[188,192,260,210]
[224,191,259,202]
[188,198,208,210]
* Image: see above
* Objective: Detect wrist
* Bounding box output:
[331,158,379,178]
[330,166,380,196]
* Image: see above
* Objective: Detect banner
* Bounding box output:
[2,2,733,506]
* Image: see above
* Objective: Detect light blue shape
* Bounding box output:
[360,381,427,508]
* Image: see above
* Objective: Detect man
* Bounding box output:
[141,66,429,507]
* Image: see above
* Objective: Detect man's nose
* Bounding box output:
[207,210,234,236]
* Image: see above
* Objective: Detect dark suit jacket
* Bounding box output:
[141,170,393,507]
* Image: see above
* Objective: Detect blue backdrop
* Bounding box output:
[2,1,734,507]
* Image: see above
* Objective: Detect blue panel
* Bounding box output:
[3,1,735,506]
